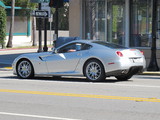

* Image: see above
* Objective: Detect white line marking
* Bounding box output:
[114,83,160,88]
[0,112,81,120]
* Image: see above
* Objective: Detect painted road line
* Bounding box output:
[0,112,81,120]
[0,67,12,71]
[114,83,160,88]
[4,67,12,69]
[0,89,160,103]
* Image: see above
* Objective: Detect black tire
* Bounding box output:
[16,59,34,79]
[84,59,106,82]
[115,75,133,81]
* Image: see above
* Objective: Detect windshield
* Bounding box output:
[92,41,127,49]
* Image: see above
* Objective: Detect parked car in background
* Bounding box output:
[13,40,146,81]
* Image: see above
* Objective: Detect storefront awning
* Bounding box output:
[0,1,28,9]
[0,1,5,8]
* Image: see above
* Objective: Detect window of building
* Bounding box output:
[84,0,106,41]
[130,0,152,47]
[84,0,125,46]
[84,0,160,48]
[107,0,125,45]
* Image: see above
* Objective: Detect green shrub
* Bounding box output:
[0,6,6,48]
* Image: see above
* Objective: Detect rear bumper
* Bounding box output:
[106,66,144,77]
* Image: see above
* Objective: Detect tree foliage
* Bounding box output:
[2,0,37,9]
[51,3,69,30]
[0,6,6,48]
[36,2,69,30]
[2,0,37,17]
[58,3,69,30]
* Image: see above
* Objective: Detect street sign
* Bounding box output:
[30,0,49,3]
[41,3,51,17]
[35,10,49,17]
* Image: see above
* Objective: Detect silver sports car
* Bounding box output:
[13,40,146,81]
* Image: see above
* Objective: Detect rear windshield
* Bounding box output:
[92,41,127,49]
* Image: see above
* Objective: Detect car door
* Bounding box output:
[45,43,83,73]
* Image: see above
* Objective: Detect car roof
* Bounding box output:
[68,39,99,44]
[56,39,127,49]
[55,40,96,49]
[71,39,92,43]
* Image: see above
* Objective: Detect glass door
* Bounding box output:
[107,0,125,45]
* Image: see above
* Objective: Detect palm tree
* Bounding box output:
[6,0,15,48]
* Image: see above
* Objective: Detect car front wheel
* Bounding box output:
[16,60,34,79]
[84,59,105,82]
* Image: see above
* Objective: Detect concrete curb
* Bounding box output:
[139,71,160,75]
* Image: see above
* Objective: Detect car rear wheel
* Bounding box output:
[84,59,105,81]
[16,60,34,79]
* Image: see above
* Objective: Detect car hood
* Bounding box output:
[15,52,52,60]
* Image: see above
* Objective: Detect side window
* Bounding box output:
[81,44,92,50]
[74,43,92,51]
[57,43,92,53]
[58,43,76,53]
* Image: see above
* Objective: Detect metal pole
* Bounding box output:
[43,18,48,52]
[54,4,59,48]
[37,3,43,53]
[147,0,159,71]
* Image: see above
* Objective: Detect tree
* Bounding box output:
[51,2,69,30]
[0,6,6,48]
[58,3,69,30]
[3,0,37,48]
[6,0,15,48]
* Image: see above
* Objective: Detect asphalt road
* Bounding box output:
[0,70,160,120]
[0,53,21,67]
[0,48,37,68]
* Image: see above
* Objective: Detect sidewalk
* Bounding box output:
[0,47,160,75]
[0,47,39,54]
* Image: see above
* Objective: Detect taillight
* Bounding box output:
[116,51,123,57]
[140,51,144,55]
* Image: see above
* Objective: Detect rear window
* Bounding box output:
[92,41,127,49]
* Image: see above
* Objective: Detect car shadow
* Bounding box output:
[0,75,134,83]
[34,76,121,83]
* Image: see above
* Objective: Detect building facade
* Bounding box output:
[69,0,160,68]
[0,1,32,47]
